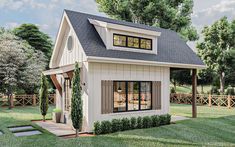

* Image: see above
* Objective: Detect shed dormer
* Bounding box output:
[89,19,161,55]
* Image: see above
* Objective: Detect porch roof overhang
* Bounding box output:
[43,63,81,76]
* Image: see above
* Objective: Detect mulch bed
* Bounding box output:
[60,132,95,139]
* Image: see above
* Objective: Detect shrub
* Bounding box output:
[93,121,102,135]
[151,115,160,127]
[159,114,171,125]
[170,87,176,93]
[53,108,61,113]
[130,117,137,129]
[111,119,121,132]
[101,121,112,134]
[226,86,235,95]
[136,116,143,129]
[142,116,152,128]
[121,118,130,131]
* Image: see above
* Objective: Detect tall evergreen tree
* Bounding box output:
[96,0,198,41]
[13,24,53,61]
[71,62,83,137]
[39,74,49,122]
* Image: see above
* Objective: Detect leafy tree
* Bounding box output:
[96,0,198,41]
[0,30,47,106]
[197,17,234,93]
[13,24,53,61]
[39,74,49,122]
[71,62,83,137]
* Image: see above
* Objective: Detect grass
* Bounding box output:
[1,105,235,147]
[171,85,212,94]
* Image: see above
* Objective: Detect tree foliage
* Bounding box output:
[96,0,198,41]
[71,62,83,137]
[39,74,49,121]
[0,30,47,95]
[170,69,191,91]
[13,24,53,60]
[197,17,235,93]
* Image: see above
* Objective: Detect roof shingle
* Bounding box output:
[65,9,205,66]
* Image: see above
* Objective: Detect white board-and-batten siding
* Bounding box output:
[87,62,170,131]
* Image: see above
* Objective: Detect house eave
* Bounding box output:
[87,56,206,69]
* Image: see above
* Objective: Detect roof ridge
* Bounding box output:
[64,9,173,33]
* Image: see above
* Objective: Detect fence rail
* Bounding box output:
[0,94,56,107]
[170,93,235,108]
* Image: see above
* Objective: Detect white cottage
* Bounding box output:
[44,10,205,132]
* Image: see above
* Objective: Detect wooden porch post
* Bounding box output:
[192,69,197,118]
[50,74,62,95]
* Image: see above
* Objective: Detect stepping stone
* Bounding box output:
[0,131,3,135]
[9,126,34,132]
[13,130,42,137]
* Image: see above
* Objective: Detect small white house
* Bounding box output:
[44,10,205,132]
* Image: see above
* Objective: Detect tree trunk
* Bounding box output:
[220,72,225,94]
[7,94,11,109]
[173,81,176,93]
[43,115,45,122]
[75,129,79,137]
[201,85,204,94]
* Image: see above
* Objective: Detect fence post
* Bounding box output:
[208,94,212,107]
[227,95,231,109]
[32,94,36,106]
[53,94,56,105]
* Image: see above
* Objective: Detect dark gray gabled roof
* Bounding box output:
[65,9,205,67]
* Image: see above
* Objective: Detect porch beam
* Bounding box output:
[50,74,62,95]
[66,71,74,81]
[192,69,197,118]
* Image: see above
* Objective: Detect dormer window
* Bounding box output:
[113,33,152,50]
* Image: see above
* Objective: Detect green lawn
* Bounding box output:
[172,85,212,94]
[0,105,235,147]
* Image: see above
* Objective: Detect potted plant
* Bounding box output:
[52,108,61,123]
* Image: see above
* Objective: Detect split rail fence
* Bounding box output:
[170,93,235,108]
[0,94,56,107]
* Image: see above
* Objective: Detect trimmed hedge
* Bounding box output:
[93,114,171,135]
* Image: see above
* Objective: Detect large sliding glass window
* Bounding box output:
[113,81,152,112]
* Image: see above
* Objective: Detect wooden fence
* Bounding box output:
[0,94,56,107]
[170,93,235,108]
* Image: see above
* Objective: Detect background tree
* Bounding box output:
[96,0,198,41]
[170,69,191,92]
[198,69,214,93]
[197,17,234,93]
[39,74,49,122]
[0,30,47,104]
[71,62,83,137]
[13,24,53,61]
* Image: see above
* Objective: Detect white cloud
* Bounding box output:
[192,0,235,32]
[5,22,19,28]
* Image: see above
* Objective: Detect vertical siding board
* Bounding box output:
[101,81,105,114]
[101,80,113,114]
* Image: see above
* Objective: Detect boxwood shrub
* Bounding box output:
[130,117,137,129]
[93,114,171,135]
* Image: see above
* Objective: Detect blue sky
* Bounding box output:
[1,0,235,43]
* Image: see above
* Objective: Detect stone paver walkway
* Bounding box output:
[171,115,190,122]
[13,130,42,137]
[35,121,75,137]
[9,126,34,132]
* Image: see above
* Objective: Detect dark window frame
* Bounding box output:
[113,33,153,50]
[113,81,152,113]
